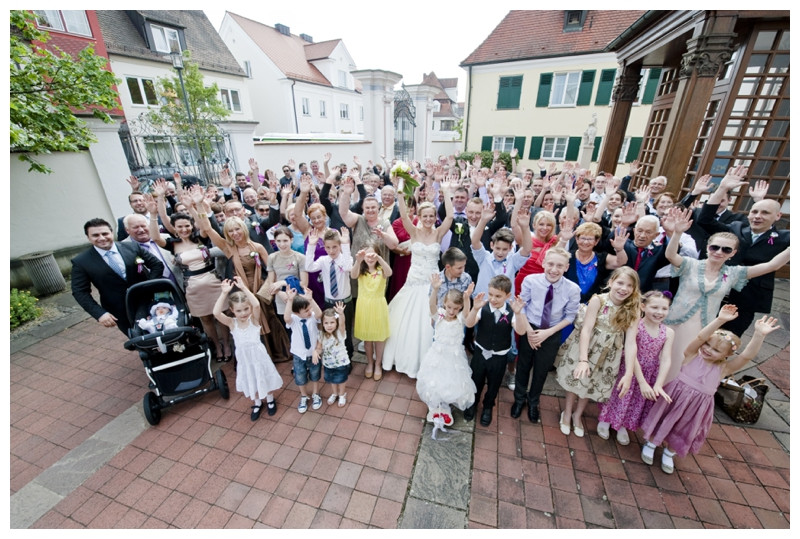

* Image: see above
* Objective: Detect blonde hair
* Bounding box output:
[533,210,556,241]
[603,267,641,331]
[321,307,343,341]
[708,232,739,249]
[228,290,249,307]
[222,217,250,246]
[709,330,741,361]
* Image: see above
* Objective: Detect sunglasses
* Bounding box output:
[708,244,734,254]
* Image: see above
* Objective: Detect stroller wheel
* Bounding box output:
[143,391,162,425]
[215,369,230,399]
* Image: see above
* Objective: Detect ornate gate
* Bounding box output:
[394,86,415,161]
[118,113,236,188]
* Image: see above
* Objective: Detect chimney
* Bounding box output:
[275,23,290,36]
[300,33,313,43]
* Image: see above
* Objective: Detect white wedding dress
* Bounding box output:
[382,242,441,378]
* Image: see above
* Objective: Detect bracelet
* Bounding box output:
[198,213,207,219]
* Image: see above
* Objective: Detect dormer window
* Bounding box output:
[151,24,181,54]
[34,10,92,37]
[563,11,587,32]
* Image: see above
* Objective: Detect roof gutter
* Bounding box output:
[604,11,667,52]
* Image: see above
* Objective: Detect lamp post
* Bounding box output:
[170,50,206,182]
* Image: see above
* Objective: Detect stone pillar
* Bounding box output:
[597,64,641,177]
[404,84,441,162]
[351,69,403,160]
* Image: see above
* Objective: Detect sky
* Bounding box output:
[203,1,523,100]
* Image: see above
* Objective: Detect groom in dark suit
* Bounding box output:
[72,218,165,335]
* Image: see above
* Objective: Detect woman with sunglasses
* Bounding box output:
[661,207,789,382]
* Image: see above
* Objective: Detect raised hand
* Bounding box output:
[353,155,361,168]
[753,315,780,336]
[628,159,641,176]
[748,179,769,202]
[472,154,482,168]
[510,295,525,314]
[143,193,157,214]
[220,278,234,294]
[430,272,442,289]
[510,147,518,159]
[334,301,345,316]
[717,304,739,322]
[339,226,350,244]
[323,152,332,164]
[610,226,630,251]
[126,175,140,192]
[718,165,749,193]
[691,174,713,196]
[635,185,651,204]
[472,292,488,310]
[480,201,496,222]
[667,206,693,234]
[152,177,167,197]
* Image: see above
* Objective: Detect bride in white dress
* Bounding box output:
[382,177,455,378]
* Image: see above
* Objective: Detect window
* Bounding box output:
[320,100,327,118]
[220,89,241,112]
[563,11,587,32]
[151,24,181,54]
[618,137,631,163]
[493,137,515,153]
[360,106,364,121]
[302,97,310,116]
[126,77,159,106]
[550,72,581,106]
[35,10,92,36]
[340,103,349,119]
[440,120,455,131]
[338,70,348,89]
[542,137,569,160]
[243,60,252,79]
[497,76,523,109]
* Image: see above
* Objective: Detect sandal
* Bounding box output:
[373,366,383,381]
[365,365,373,379]
[327,394,338,405]
[338,393,347,407]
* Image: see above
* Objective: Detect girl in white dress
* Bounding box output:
[213,276,283,421]
[382,176,456,378]
[416,274,477,426]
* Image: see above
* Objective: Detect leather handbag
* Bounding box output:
[714,375,769,424]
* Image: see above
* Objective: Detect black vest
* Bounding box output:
[474,302,513,352]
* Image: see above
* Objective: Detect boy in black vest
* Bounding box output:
[464,275,518,426]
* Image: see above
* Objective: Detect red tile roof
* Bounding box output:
[461,10,646,66]
[228,12,332,86]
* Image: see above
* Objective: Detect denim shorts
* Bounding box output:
[293,354,321,386]
[323,365,349,384]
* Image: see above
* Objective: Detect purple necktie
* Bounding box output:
[540,284,553,329]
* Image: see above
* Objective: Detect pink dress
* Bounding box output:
[641,354,723,457]
[598,320,667,431]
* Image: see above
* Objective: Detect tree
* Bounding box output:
[10,10,120,173]
[144,51,231,176]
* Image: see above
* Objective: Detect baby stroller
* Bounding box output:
[124,279,229,425]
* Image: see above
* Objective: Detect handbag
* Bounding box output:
[714,375,769,424]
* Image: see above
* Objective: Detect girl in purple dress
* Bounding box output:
[597,291,675,446]
[640,305,779,474]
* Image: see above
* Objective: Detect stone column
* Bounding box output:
[404,84,441,162]
[351,69,403,160]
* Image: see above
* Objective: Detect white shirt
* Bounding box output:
[305,245,353,301]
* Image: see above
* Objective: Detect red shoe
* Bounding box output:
[442,413,453,426]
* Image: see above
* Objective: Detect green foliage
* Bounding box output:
[454,118,463,139]
[10,10,120,173]
[456,151,515,171]
[10,288,42,330]
[146,51,230,145]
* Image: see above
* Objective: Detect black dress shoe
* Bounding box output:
[510,401,525,418]
[480,407,493,426]
[463,404,476,421]
[528,404,540,423]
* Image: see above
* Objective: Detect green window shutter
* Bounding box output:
[591,137,602,162]
[626,137,643,162]
[481,136,493,151]
[565,137,582,161]
[641,68,662,104]
[513,136,526,157]
[594,69,616,106]
[576,70,596,106]
[497,76,522,109]
[528,136,543,160]
[536,73,553,107]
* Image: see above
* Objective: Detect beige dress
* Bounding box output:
[555,293,624,402]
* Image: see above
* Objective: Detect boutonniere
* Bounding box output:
[455,222,464,235]
[722,271,728,283]
[254,224,262,234]
[768,231,779,245]
[199,245,209,261]
[498,313,509,324]
[287,261,295,270]
[135,257,144,273]
[250,251,261,267]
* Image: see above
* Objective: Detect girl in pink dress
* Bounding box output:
[640,305,779,474]
[597,291,675,446]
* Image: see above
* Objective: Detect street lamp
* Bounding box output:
[170,49,205,181]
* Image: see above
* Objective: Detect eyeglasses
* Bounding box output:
[707,244,734,254]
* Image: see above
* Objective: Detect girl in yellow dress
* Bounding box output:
[350,241,393,381]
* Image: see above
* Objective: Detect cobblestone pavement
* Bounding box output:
[9,280,790,528]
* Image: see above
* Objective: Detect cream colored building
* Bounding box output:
[461,10,654,177]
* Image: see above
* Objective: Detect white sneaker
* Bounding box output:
[661,450,675,474]
[616,427,630,446]
[357,341,366,353]
[327,394,338,405]
[298,396,309,414]
[337,394,347,407]
[311,393,322,410]
[597,421,610,440]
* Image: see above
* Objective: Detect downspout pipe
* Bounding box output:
[290,80,299,134]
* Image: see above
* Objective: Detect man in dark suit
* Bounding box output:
[116,191,162,241]
[621,214,670,291]
[695,167,789,335]
[122,213,183,290]
[72,218,165,335]
[679,174,749,257]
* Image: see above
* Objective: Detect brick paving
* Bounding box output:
[9,284,791,529]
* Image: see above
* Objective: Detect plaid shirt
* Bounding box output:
[436,270,473,307]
